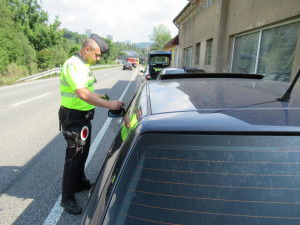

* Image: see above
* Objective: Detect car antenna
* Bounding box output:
[277,68,300,102]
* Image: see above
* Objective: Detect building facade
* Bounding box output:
[173,0,300,81]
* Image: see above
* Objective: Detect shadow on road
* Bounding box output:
[0,73,144,225]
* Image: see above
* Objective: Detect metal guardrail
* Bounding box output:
[16,64,121,82]
[16,68,61,82]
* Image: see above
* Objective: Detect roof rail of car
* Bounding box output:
[149,50,172,55]
[159,73,265,80]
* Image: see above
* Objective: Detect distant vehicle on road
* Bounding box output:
[123,62,133,70]
[127,58,139,68]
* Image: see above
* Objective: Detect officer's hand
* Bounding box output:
[109,100,124,110]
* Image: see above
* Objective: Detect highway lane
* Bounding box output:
[0,66,143,225]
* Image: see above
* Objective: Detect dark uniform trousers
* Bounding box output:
[58,106,94,202]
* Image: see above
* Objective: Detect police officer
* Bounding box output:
[58,33,124,214]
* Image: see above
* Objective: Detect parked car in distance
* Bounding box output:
[82,70,300,225]
[123,62,133,70]
[144,50,172,80]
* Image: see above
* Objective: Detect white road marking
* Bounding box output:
[10,93,51,107]
[43,68,138,225]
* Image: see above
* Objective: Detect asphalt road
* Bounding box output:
[0,66,143,225]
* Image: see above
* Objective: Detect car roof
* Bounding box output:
[157,67,207,79]
[82,76,300,225]
[159,67,186,74]
[142,78,300,131]
[149,50,172,55]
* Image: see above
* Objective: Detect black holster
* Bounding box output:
[59,106,94,148]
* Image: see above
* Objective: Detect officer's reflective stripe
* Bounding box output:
[61,92,77,98]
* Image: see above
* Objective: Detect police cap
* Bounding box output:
[90,33,109,53]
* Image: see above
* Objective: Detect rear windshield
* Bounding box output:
[103,133,300,225]
[149,56,170,65]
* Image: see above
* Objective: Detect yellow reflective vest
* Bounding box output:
[60,54,95,111]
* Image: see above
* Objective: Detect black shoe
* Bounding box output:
[75,180,94,193]
[61,197,82,215]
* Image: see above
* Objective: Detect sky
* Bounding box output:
[41,0,189,43]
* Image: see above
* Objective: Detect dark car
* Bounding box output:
[156,67,206,79]
[82,71,300,225]
[123,62,133,70]
[144,50,172,80]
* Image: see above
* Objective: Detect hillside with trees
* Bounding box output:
[0,0,171,85]
[0,0,120,85]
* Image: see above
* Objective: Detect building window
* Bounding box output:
[205,39,213,65]
[232,21,300,81]
[195,42,201,65]
[231,32,259,74]
[184,47,193,68]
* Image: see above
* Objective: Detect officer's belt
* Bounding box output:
[61,106,95,118]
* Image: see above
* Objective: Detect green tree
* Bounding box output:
[0,0,36,75]
[62,29,86,57]
[37,48,54,69]
[9,0,48,29]
[9,0,64,51]
[149,24,171,50]
[68,45,80,57]
[0,0,14,73]
[63,28,86,45]
[27,16,63,51]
